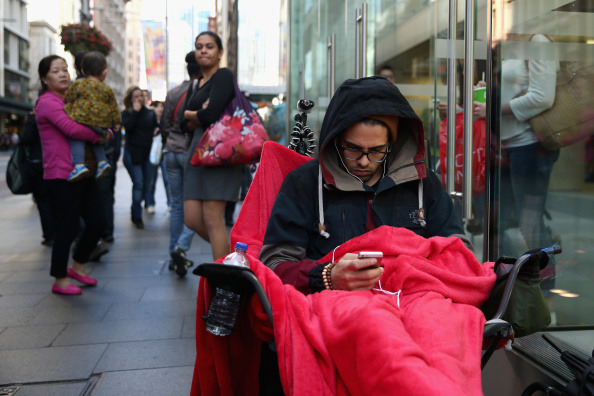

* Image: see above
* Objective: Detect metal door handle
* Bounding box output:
[327,34,336,98]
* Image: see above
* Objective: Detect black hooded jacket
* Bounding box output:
[260,77,469,294]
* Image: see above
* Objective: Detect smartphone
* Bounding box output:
[358,251,383,269]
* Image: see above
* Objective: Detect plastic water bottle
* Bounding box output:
[204,242,249,336]
[222,242,249,267]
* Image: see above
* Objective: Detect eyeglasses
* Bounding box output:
[339,145,390,163]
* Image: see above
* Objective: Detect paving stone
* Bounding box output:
[139,285,194,302]
[0,307,36,327]
[182,316,197,339]
[52,318,184,346]
[4,270,50,283]
[0,293,46,309]
[28,300,112,325]
[0,344,107,384]
[92,366,194,395]
[0,324,65,350]
[9,381,87,396]
[0,280,52,296]
[102,300,197,321]
[93,338,195,372]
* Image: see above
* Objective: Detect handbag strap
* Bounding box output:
[173,92,187,123]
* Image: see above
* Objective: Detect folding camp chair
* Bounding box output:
[190,101,562,395]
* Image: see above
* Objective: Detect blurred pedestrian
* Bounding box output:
[35,55,110,295]
[74,51,87,80]
[121,86,159,229]
[162,51,200,274]
[182,31,243,263]
[145,100,171,214]
[20,111,55,246]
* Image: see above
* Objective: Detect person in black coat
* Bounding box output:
[20,111,55,246]
[121,86,158,229]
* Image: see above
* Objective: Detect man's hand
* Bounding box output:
[98,128,113,144]
[330,253,384,291]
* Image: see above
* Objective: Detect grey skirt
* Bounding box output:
[183,126,243,201]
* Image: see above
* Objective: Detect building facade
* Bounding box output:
[91,0,128,104]
[1,0,32,139]
[124,0,141,94]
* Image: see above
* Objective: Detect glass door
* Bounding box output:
[490,0,594,328]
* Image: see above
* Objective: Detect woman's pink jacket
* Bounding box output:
[35,90,101,180]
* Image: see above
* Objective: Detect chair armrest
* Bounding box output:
[193,263,274,328]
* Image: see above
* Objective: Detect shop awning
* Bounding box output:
[0,96,33,116]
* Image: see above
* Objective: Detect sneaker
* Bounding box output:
[146,206,155,215]
[89,241,109,262]
[68,164,90,182]
[96,160,112,179]
[131,217,144,229]
[171,246,187,277]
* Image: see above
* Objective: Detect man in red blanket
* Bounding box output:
[191,77,496,396]
[260,76,473,295]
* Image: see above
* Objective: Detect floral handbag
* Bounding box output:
[190,77,269,166]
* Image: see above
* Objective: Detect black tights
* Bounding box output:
[47,178,106,279]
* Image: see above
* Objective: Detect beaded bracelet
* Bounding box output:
[322,262,336,290]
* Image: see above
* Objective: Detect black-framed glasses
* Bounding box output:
[339,145,390,163]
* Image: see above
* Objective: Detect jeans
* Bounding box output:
[164,151,195,254]
[96,154,118,238]
[145,159,171,208]
[123,149,153,220]
[501,142,560,294]
[70,139,106,164]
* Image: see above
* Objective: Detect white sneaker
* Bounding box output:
[147,206,155,214]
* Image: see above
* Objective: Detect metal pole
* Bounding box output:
[361,3,367,77]
[483,0,494,261]
[446,0,457,196]
[355,9,361,78]
[462,0,475,219]
[165,0,168,91]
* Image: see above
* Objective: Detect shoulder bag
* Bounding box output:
[6,144,33,195]
[526,61,594,150]
[190,77,269,166]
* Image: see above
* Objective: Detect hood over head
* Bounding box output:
[319,76,426,191]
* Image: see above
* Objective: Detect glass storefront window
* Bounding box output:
[491,0,594,329]
[288,0,593,378]
[18,38,29,73]
[4,70,28,102]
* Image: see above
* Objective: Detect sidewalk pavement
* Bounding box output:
[0,158,215,395]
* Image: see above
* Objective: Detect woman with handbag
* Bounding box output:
[35,55,110,295]
[121,86,159,229]
[182,31,243,263]
[497,33,560,321]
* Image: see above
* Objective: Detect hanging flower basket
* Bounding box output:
[60,23,113,56]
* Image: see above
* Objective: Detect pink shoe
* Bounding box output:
[52,283,82,295]
[67,268,98,286]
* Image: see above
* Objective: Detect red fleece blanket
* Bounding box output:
[191,143,497,395]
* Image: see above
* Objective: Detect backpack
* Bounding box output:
[6,144,33,195]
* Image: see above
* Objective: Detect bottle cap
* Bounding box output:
[235,242,248,251]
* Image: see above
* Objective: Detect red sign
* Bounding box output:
[208,17,217,33]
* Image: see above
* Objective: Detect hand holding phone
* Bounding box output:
[358,251,383,269]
